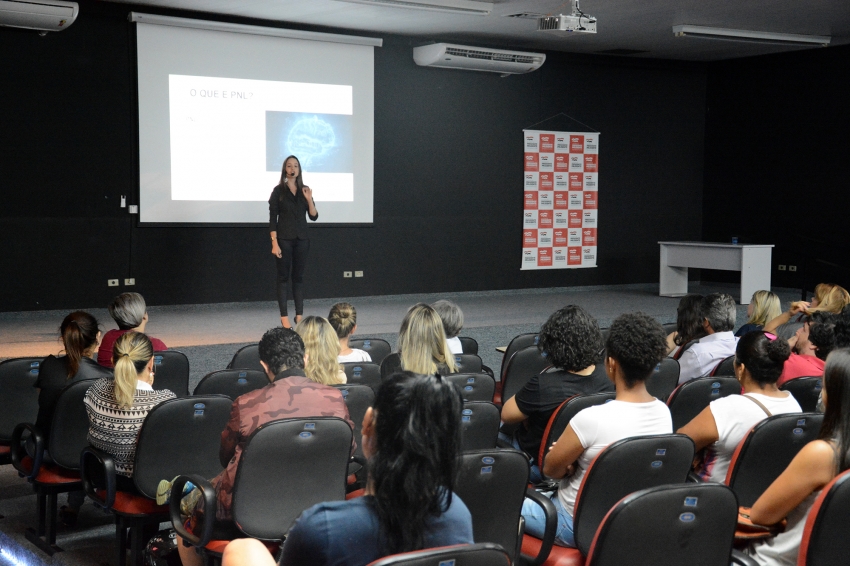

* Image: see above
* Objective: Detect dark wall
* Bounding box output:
[703,45,850,291]
[0,0,707,311]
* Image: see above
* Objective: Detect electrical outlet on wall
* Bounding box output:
[778,265,786,271]
[789,265,797,272]
[344,271,353,278]
[355,271,363,277]
[108,279,119,287]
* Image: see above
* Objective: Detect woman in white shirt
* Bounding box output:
[679,331,801,483]
[432,299,464,355]
[328,303,372,363]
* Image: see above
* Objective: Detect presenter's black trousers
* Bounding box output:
[276,237,310,317]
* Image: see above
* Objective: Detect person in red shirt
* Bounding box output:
[777,312,837,386]
[97,292,167,368]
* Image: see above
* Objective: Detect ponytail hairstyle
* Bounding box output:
[369,371,463,555]
[278,155,304,193]
[397,303,457,375]
[328,302,357,339]
[747,290,782,327]
[112,332,153,409]
[819,348,850,472]
[295,316,344,385]
[734,331,791,385]
[60,311,100,378]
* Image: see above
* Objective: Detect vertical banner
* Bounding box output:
[522,129,599,270]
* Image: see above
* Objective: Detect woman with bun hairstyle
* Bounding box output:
[679,331,801,482]
[295,316,346,385]
[328,303,371,363]
[736,290,782,337]
[84,332,176,490]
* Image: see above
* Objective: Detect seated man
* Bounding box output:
[678,293,740,383]
[777,312,837,386]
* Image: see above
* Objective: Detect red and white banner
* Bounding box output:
[521,130,599,270]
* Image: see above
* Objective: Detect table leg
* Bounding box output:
[660,246,689,296]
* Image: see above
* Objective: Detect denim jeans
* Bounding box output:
[521,493,575,548]
[498,432,544,484]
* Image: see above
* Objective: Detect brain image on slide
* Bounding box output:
[266,111,353,173]
[287,116,335,168]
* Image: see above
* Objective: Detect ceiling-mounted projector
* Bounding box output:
[538,0,596,34]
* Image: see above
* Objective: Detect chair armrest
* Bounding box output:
[521,488,557,566]
[170,474,216,548]
[687,471,703,483]
[80,447,117,509]
[10,422,43,479]
[730,549,759,566]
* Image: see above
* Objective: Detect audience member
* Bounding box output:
[501,305,613,483]
[97,292,167,368]
[295,316,346,384]
[768,283,850,340]
[382,303,458,376]
[677,293,739,383]
[746,348,850,565]
[736,291,782,337]
[777,312,837,386]
[521,312,671,547]
[432,299,465,354]
[328,302,371,363]
[665,294,707,357]
[679,331,799,482]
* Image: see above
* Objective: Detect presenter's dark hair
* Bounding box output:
[60,311,100,378]
[278,155,304,193]
[369,371,463,555]
[538,305,603,372]
[734,331,791,385]
[606,312,668,387]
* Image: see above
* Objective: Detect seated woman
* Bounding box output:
[295,316,346,384]
[221,372,473,566]
[34,311,112,525]
[666,294,707,357]
[521,312,671,547]
[746,348,850,565]
[84,332,176,491]
[382,303,458,376]
[678,331,801,482]
[736,291,782,337]
[501,305,613,483]
[328,302,372,363]
[766,283,850,340]
[432,299,465,355]
[97,292,167,368]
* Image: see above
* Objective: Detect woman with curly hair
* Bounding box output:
[501,305,613,483]
[295,316,346,385]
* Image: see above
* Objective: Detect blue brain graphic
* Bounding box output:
[286,116,336,168]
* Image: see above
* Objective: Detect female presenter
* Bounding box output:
[269,155,318,328]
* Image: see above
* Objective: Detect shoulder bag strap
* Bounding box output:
[742,394,772,417]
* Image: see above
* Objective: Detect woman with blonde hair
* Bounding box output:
[766,283,850,340]
[328,303,371,363]
[295,316,346,385]
[736,290,782,337]
[84,332,175,490]
[383,303,458,377]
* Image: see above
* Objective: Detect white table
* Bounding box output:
[659,242,774,304]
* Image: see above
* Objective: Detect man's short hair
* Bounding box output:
[701,293,737,333]
[605,312,668,387]
[258,327,305,375]
[809,312,838,361]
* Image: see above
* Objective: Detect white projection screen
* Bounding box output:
[133,14,379,225]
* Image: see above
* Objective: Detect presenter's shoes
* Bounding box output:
[281,316,292,329]
[294,314,303,325]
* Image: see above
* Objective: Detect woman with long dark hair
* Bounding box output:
[269,155,318,328]
[666,293,707,357]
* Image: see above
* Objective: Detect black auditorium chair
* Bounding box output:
[0,357,42,466]
[797,469,850,566]
[341,362,382,393]
[152,350,190,397]
[499,333,540,381]
[538,393,616,474]
[193,369,268,400]
[646,358,680,402]
[498,346,551,407]
[367,543,511,566]
[724,412,824,507]
[11,378,98,555]
[380,353,401,381]
[711,355,736,377]
[453,353,483,375]
[521,434,695,566]
[459,336,479,355]
[81,395,232,566]
[227,344,263,372]
[666,376,740,431]
[444,373,496,403]
[672,339,699,361]
[780,376,823,412]
[334,383,374,488]
[459,402,501,451]
[172,417,353,565]
[348,338,392,366]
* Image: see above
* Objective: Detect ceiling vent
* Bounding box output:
[413,43,546,75]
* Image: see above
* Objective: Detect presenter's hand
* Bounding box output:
[302,186,313,200]
[271,243,282,258]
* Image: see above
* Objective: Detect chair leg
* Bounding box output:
[117,519,128,566]
[36,491,46,536]
[24,489,63,556]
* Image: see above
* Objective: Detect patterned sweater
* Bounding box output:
[84,378,176,477]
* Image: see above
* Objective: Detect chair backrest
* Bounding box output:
[539,393,616,468]
[367,543,511,566]
[710,355,736,377]
[444,373,496,403]
[798,469,850,566]
[646,358,680,402]
[232,417,353,540]
[666,377,740,431]
[780,377,823,412]
[500,346,550,405]
[341,362,382,393]
[572,434,695,555]
[348,338,392,366]
[585,483,737,566]
[672,339,698,361]
[500,333,539,380]
[333,383,375,459]
[725,412,824,507]
[49,378,99,469]
[133,395,233,498]
[459,336,479,355]
[453,354,483,375]
[454,449,529,563]
[460,402,500,451]
[152,350,190,397]
[228,344,263,372]
[193,369,269,400]
[0,357,41,441]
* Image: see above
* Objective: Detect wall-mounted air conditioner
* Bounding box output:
[0,0,79,33]
[413,43,546,75]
